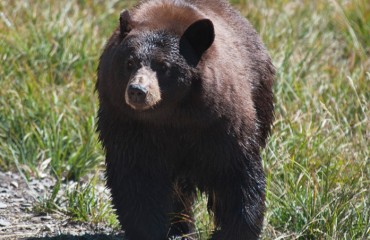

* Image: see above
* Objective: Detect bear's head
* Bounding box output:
[97,10,215,120]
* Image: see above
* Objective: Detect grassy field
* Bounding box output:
[0,0,369,239]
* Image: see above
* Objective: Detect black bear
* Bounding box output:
[96,0,274,239]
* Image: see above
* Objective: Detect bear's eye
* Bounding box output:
[158,62,170,74]
[126,59,134,70]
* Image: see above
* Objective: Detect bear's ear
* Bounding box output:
[120,10,133,38]
[180,19,215,66]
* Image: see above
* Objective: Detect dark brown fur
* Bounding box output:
[97,0,275,239]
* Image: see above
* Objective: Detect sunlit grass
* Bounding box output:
[0,0,369,239]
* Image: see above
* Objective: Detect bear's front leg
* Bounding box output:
[106,168,173,240]
[209,171,266,240]
[168,179,197,240]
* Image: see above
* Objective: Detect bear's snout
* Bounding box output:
[125,67,162,111]
[127,84,148,104]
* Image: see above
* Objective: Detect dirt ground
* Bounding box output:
[0,171,123,240]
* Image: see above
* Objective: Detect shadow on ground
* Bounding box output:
[26,234,124,240]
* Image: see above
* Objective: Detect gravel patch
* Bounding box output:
[0,171,124,240]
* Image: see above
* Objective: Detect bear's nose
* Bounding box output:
[127,84,148,103]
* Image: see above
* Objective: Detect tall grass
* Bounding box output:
[0,0,369,239]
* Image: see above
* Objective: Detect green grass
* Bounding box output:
[0,0,369,239]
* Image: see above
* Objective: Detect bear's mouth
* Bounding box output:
[126,101,152,111]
